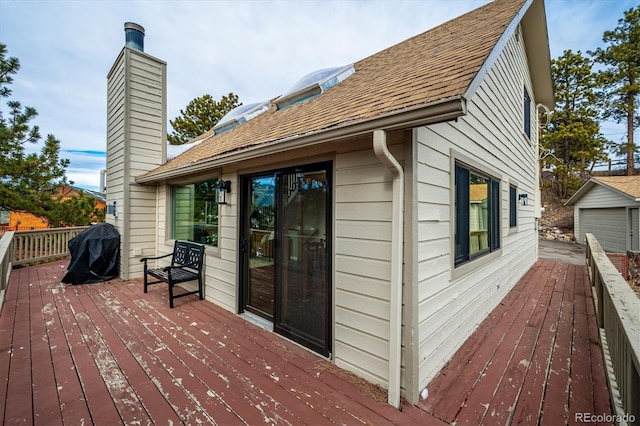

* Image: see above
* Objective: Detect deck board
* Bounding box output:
[0,259,612,425]
[420,261,613,425]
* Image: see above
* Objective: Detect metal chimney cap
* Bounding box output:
[124,22,145,35]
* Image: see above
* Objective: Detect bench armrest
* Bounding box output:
[140,252,173,263]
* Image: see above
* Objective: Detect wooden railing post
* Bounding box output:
[585,233,640,423]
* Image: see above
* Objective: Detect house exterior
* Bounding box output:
[105,0,554,406]
[0,185,106,234]
[565,176,640,253]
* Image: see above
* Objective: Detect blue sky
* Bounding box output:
[1,0,637,191]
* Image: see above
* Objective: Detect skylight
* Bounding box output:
[275,64,355,110]
[213,101,271,135]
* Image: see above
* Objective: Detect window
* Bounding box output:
[509,185,517,228]
[455,163,500,266]
[0,208,8,225]
[172,179,219,247]
[524,87,531,139]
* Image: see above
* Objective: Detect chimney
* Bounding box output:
[106,23,166,280]
[124,22,145,52]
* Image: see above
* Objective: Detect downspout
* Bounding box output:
[373,129,404,409]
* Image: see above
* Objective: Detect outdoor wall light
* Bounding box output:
[106,200,118,218]
[215,180,231,205]
[519,193,528,206]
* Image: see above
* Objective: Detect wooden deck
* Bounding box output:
[0,259,611,425]
[420,260,612,425]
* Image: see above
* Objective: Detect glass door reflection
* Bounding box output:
[245,175,276,319]
[275,168,329,355]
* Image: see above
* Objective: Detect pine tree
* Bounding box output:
[0,44,69,218]
[168,93,241,145]
[590,6,640,175]
[542,50,608,197]
[0,44,103,226]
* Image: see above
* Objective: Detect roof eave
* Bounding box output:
[565,178,638,206]
[564,180,595,206]
[464,0,554,109]
[521,0,554,108]
[136,96,467,184]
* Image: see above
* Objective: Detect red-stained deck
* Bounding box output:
[420,260,612,425]
[0,259,611,425]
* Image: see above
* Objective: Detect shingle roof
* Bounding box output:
[565,176,640,206]
[593,176,640,199]
[141,0,528,181]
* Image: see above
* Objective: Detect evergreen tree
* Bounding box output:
[0,44,103,226]
[542,50,608,197]
[168,93,241,145]
[0,43,69,218]
[590,6,640,175]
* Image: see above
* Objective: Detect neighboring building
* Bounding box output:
[0,210,49,231]
[566,176,640,253]
[106,0,554,406]
[0,185,106,233]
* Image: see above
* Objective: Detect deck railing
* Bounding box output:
[10,226,88,266]
[586,233,640,423]
[0,231,13,296]
[0,227,88,310]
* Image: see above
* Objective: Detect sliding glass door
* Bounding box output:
[242,175,276,319]
[240,162,331,356]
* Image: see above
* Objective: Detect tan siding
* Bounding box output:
[106,52,127,277]
[416,34,538,390]
[334,143,403,388]
[106,48,165,280]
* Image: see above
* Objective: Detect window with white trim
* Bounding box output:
[172,179,219,247]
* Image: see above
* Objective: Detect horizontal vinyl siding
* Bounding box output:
[207,196,238,312]
[124,51,164,278]
[334,144,403,388]
[416,33,538,390]
[157,176,237,313]
[106,53,127,277]
[106,49,166,280]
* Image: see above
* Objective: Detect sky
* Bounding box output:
[1,0,638,191]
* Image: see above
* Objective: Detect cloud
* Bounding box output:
[1,0,637,190]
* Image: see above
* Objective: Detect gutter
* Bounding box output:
[373,129,404,409]
[136,96,466,184]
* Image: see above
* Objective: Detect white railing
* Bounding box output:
[10,226,88,266]
[0,231,14,297]
[0,227,88,312]
[586,233,640,423]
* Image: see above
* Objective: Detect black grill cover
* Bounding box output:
[62,223,120,284]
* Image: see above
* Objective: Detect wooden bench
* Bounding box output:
[141,240,205,308]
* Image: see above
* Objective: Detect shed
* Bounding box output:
[565,176,640,253]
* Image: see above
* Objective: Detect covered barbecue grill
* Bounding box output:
[62,223,120,284]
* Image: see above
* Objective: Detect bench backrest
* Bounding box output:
[171,241,205,272]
